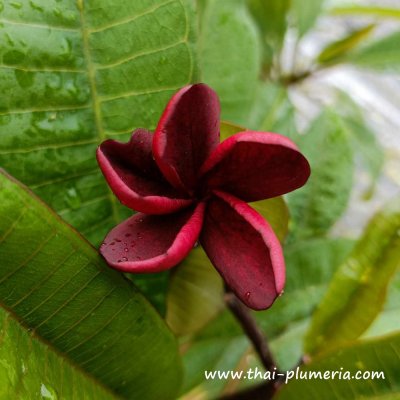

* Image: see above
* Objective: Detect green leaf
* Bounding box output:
[251,197,289,243]
[256,238,354,370]
[179,237,354,394]
[304,199,400,356]
[317,24,375,65]
[337,95,384,197]
[287,110,353,239]
[276,332,400,400]
[166,247,225,336]
[0,308,116,399]
[291,0,324,37]
[344,30,400,71]
[364,269,400,339]
[0,170,182,400]
[181,336,250,398]
[248,82,297,140]
[0,0,197,246]
[331,6,400,19]
[199,0,261,126]
[247,0,290,51]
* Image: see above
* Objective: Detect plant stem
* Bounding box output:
[224,291,277,373]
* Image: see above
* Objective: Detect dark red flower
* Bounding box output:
[97,84,310,310]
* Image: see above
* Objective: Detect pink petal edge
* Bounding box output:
[97,132,192,215]
[100,202,205,273]
[200,131,311,202]
[201,190,285,310]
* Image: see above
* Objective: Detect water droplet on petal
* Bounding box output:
[121,257,128,261]
[124,247,128,252]
[245,292,251,300]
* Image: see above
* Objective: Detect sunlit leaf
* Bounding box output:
[276,332,400,400]
[304,199,400,356]
[344,30,400,71]
[331,6,400,19]
[0,0,197,246]
[317,24,375,65]
[0,170,182,400]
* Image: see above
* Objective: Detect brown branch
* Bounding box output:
[224,291,277,373]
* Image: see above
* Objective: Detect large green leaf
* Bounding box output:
[0,308,115,399]
[276,332,400,400]
[287,110,353,239]
[305,199,400,356]
[199,0,261,125]
[0,170,182,400]
[0,0,196,246]
[344,30,400,71]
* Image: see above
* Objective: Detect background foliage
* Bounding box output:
[0,0,399,399]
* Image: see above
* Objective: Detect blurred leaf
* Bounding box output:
[317,24,375,65]
[257,238,354,370]
[304,199,400,356]
[0,170,182,400]
[0,0,197,246]
[166,247,225,336]
[344,31,400,71]
[0,308,115,399]
[251,197,289,243]
[199,0,261,125]
[287,111,353,239]
[248,82,297,139]
[337,96,384,198]
[364,269,400,339]
[247,0,290,51]
[181,337,249,398]
[292,0,324,37]
[331,6,400,19]
[179,237,354,393]
[220,120,247,141]
[276,332,400,400]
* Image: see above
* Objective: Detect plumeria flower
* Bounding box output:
[96,84,310,310]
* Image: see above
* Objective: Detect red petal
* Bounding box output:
[200,191,285,310]
[100,203,205,273]
[97,129,192,214]
[200,131,310,202]
[153,84,220,192]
